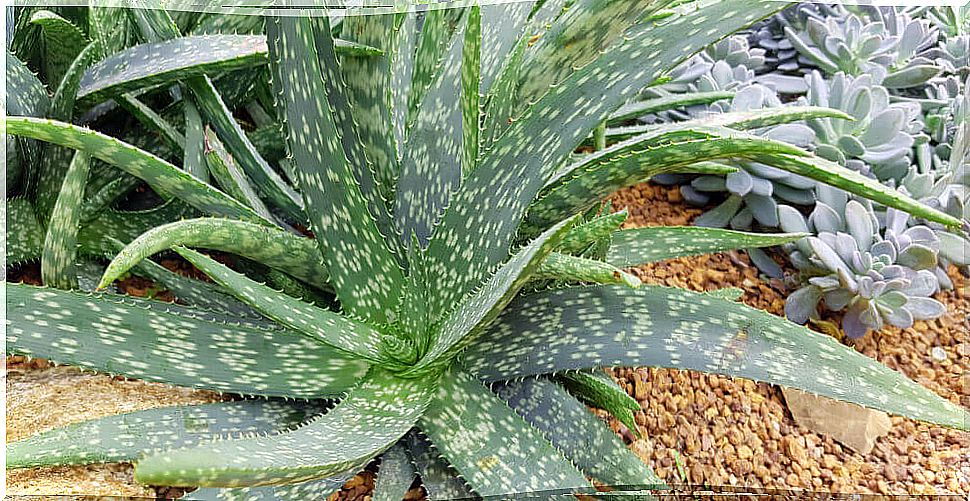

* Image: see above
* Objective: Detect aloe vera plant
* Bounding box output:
[6,2,970,499]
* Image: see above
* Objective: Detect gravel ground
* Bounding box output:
[5,181,968,497]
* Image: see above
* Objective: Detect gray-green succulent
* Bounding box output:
[6,2,970,499]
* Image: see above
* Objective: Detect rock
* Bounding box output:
[781,387,892,454]
[737,445,753,460]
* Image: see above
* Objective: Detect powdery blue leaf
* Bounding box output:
[7,399,328,468]
[6,283,367,398]
[463,285,970,430]
[175,248,383,362]
[498,378,665,489]
[135,368,437,488]
[606,226,806,268]
[418,370,591,497]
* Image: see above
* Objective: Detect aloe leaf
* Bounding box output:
[203,127,276,223]
[269,16,405,324]
[6,283,368,398]
[478,1,532,94]
[372,443,416,501]
[41,151,91,290]
[6,50,50,192]
[406,432,475,500]
[557,211,628,255]
[557,370,641,438]
[391,14,416,159]
[416,216,578,370]
[6,117,271,225]
[424,0,782,324]
[608,90,736,123]
[758,154,964,230]
[77,35,266,105]
[526,126,807,231]
[394,16,467,247]
[461,7,481,175]
[5,198,45,266]
[339,13,400,200]
[7,399,328,468]
[187,472,357,501]
[464,285,970,431]
[79,201,197,249]
[116,94,186,152]
[28,10,86,89]
[174,247,383,362]
[606,226,808,268]
[419,370,590,497]
[536,252,641,288]
[407,7,466,130]
[89,6,137,58]
[135,368,437,488]
[183,98,209,181]
[498,378,665,490]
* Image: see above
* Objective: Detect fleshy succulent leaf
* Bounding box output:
[606,226,808,267]
[134,368,437,488]
[608,90,736,123]
[203,127,276,222]
[187,472,357,501]
[6,283,368,398]
[406,432,476,501]
[556,370,642,438]
[536,252,642,288]
[5,198,45,266]
[464,285,970,430]
[372,442,417,501]
[41,151,91,290]
[28,9,87,90]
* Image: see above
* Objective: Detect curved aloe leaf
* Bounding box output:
[498,378,665,490]
[606,226,808,268]
[6,117,271,225]
[116,94,186,153]
[557,211,628,255]
[5,198,45,265]
[7,399,328,468]
[135,368,437,488]
[423,0,782,325]
[79,201,197,248]
[419,370,591,497]
[77,35,266,104]
[372,443,416,501]
[6,49,49,191]
[28,9,87,88]
[269,16,404,324]
[464,285,970,431]
[41,151,91,290]
[527,126,806,230]
[536,252,641,288]
[557,370,641,437]
[608,91,736,123]
[203,127,275,222]
[6,283,368,398]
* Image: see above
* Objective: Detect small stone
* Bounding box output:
[930,346,947,361]
[877,480,891,495]
[786,473,800,487]
[737,445,753,460]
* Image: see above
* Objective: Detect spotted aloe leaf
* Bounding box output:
[6,283,368,398]
[536,252,642,288]
[28,10,87,89]
[372,442,416,501]
[183,99,208,180]
[418,370,591,497]
[405,432,475,501]
[525,126,807,231]
[6,50,49,192]
[406,7,466,130]
[498,377,665,490]
[464,285,970,431]
[134,368,437,488]
[116,94,186,153]
[175,248,382,362]
[5,198,45,266]
[7,399,328,469]
[78,200,197,248]
[608,90,736,123]
[88,6,137,58]
[77,35,266,105]
[187,472,358,501]
[203,127,275,222]
[606,226,808,268]
[557,370,642,438]
[49,41,99,121]
[41,151,91,290]
[269,15,405,324]
[478,1,532,94]
[6,117,271,225]
[422,0,782,325]
[556,211,628,256]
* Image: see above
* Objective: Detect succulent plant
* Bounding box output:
[784,7,942,90]
[746,3,837,75]
[6,2,970,499]
[780,190,947,339]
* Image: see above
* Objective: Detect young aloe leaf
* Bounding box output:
[175,247,382,362]
[77,35,266,105]
[116,94,186,152]
[7,399,328,468]
[183,98,209,181]
[406,7,466,130]
[372,443,416,501]
[406,432,476,500]
[464,285,970,431]
[415,216,578,371]
[79,200,197,249]
[525,126,807,231]
[757,154,965,230]
[269,16,405,324]
[608,90,736,123]
[461,7,481,175]
[498,377,665,490]
[203,127,276,222]
[5,198,45,266]
[419,370,591,497]
[135,368,437,488]
[186,471,358,501]
[41,151,91,290]
[556,210,628,255]
[606,227,808,268]
[423,0,782,325]
[6,283,368,398]
[394,16,467,247]
[536,252,641,288]
[6,117,271,225]
[89,6,137,58]
[557,370,641,438]
[28,9,87,89]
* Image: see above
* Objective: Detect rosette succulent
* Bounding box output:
[781,190,947,339]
